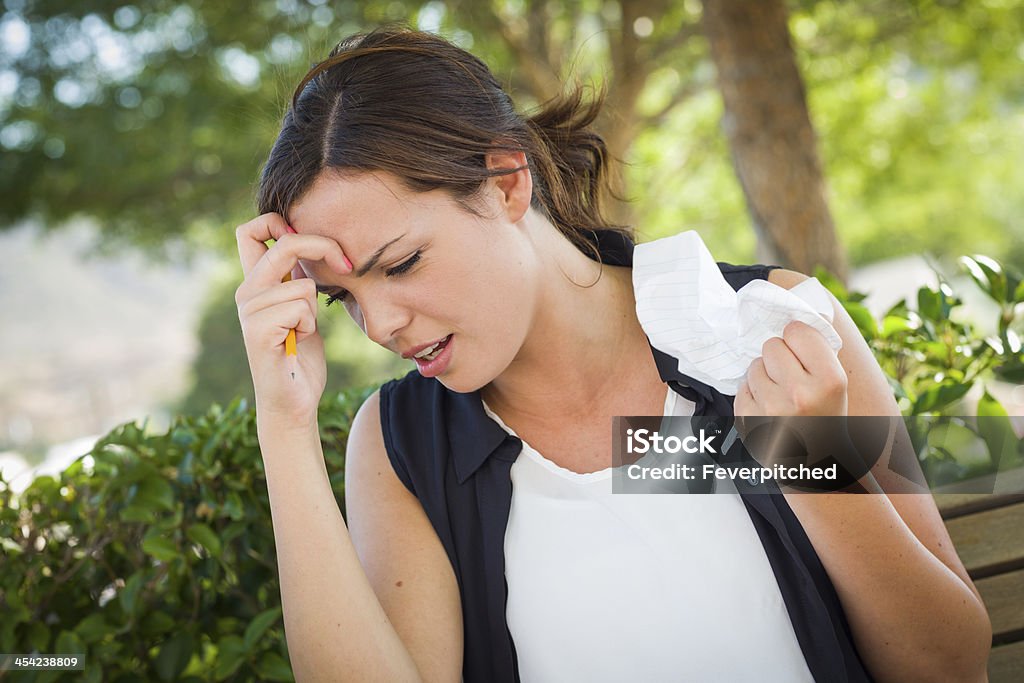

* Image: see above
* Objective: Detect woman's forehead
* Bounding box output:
[289,171,408,234]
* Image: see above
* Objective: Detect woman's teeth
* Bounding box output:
[414,335,449,361]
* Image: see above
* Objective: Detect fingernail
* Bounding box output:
[342,254,353,271]
[285,224,297,234]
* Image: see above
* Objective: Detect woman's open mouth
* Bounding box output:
[413,334,453,377]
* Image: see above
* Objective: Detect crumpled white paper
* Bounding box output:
[633,231,843,396]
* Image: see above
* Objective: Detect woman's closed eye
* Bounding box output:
[323,250,422,307]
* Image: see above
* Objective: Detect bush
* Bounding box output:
[0,386,372,682]
[816,253,1024,485]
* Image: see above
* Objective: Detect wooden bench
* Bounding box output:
[934,470,1024,682]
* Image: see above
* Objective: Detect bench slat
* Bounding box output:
[989,639,1024,683]
[943,502,1024,578]
[934,493,1024,520]
[976,569,1024,640]
[931,466,1024,518]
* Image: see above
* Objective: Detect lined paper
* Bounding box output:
[633,231,843,395]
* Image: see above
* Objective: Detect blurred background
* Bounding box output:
[2,0,1023,491]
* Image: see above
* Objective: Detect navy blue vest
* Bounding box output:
[378,230,874,682]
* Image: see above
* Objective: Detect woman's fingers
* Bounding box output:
[233,214,352,288]
[238,277,319,325]
[242,299,318,349]
[264,232,351,279]
[236,212,289,277]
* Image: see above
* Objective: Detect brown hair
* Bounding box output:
[256,25,631,271]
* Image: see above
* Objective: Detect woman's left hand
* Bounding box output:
[734,320,848,419]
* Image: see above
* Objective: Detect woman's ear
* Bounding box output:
[484,149,532,223]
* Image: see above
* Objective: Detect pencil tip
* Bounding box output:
[290,372,295,380]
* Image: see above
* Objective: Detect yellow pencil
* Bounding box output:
[281,270,298,380]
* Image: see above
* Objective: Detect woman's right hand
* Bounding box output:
[235,212,352,427]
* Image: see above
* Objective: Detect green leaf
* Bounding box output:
[993,360,1024,383]
[74,613,108,644]
[913,382,972,414]
[255,652,295,682]
[120,503,158,524]
[1007,329,1022,354]
[222,521,248,544]
[842,301,878,339]
[0,627,12,653]
[812,266,848,300]
[959,255,1007,303]
[26,621,50,651]
[141,611,177,638]
[186,523,222,558]
[926,420,991,472]
[977,391,1020,471]
[0,537,24,555]
[120,571,146,616]
[156,631,194,682]
[243,607,282,651]
[213,635,248,680]
[82,661,104,683]
[142,530,180,562]
[917,286,942,321]
[26,475,60,498]
[880,315,914,337]
[224,491,245,521]
[131,476,176,512]
[54,629,86,655]
[959,255,993,298]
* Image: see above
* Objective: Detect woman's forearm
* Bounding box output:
[783,491,991,683]
[257,421,422,683]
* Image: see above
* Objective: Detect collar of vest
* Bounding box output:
[447,342,723,484]
[445,226,726,485]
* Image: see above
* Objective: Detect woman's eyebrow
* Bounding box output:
[313,233,407,292]
[350,233,407,277]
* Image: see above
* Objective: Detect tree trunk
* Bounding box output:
[702,0,848,281]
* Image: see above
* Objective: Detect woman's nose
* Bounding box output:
[358,297,411,348]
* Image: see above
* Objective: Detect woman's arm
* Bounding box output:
[767,268,992,683]
[258,417,422,682]
[258,390,462,682]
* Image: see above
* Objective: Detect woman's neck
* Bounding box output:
[480,227,660,425]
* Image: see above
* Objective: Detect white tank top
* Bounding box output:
[481,385,815,682]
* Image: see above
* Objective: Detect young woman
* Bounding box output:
[234,26,991,682]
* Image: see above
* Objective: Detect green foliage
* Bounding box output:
[4,0,1023,270]
[816,252,1024,486]
[791,0,1024,266]
[0,385,371,681]
[0,0,441,259]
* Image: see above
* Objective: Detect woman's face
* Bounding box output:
[288,168,538,393]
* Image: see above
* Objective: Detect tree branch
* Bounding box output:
[648,21,703,65]
[638,78,712,129]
